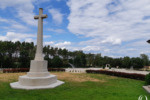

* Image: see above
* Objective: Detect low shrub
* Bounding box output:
[86,70,145,81]
[102,66,105,69]
[3,68,65,73]
[48,68,65,72]
[3,68,29,73]
[145,73,150,85]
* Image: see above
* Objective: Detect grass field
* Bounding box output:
[0,72,149,100]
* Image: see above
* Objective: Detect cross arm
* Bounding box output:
[34,15,39,19]
[41,14,48,19]
[34,14,48,19]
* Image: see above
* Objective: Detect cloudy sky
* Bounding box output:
[0,0,150,57]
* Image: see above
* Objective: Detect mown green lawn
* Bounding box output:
[0,72,149,100]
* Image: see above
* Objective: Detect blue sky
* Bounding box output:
[0,0,150,57]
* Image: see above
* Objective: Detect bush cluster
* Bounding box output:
[145,73,150,85]
[86,70,145,81]
[3,68,65,73]
[48,68,65,72]
[3,68,29,73]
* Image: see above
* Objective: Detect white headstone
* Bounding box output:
[10,8,64,90]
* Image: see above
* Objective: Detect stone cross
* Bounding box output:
[10,8,64,90]
[34,8,47,61]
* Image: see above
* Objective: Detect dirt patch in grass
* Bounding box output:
[0,72,105,83]
[108,76,118,79]
[52,72,105,83]
[94,74,117,79]
[0,73,26,82]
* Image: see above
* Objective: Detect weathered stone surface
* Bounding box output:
[143,86,150,93]
[10,80,64,90]
[19,75,57,86]
[27,60,50,77]
[34,8,47,61]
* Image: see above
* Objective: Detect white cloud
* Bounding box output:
[44,41,71,49]
[17,9,36,26]
[48,8,63,24]
[0,32,36,42]
[0,0,36,26]
[82,46,101,52]
[11,22,29,30]
[67,0,150,57]
[43,35,51,38]
[0,31,50,42]
[25,38,34,42]
[44,41,54,45]
[34,0,50,5]
[55,41,71,47]
[0,17,9,22]
[0,17,29,31]
[47,28,65,33]
[102,37,122,45]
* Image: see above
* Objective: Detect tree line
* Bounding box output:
[0,41,149,69]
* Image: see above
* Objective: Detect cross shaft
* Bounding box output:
[34,8,47,61]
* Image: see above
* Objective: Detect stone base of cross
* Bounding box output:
[10,8,64,90]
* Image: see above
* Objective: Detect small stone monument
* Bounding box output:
[130,66,133,70]
[10,8,64,90]
[105,64,110,69]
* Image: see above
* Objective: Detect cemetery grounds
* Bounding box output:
[0,72,149,100]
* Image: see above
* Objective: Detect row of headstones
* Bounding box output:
[65,69,86,73]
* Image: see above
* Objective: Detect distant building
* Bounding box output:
[144,66,150,70]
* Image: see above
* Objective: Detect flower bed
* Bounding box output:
[3,68,29,73]
[86,70,145,81]
[48,68,65,72]
[3,68,65,73]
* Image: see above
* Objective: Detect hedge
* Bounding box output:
[86,70,145,81]
[48,68,65,72]
[3,68,29,73]
[3,68,65,73]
